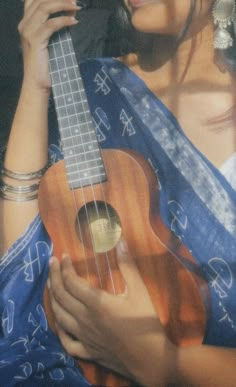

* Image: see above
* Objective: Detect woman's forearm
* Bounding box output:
[0,81,50,254]
[4,81,49,173]
[0,0,79,255]
[134,340,236,386]
[177,343,236,386]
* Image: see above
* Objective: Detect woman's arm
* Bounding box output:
[0,0,80,254]
[0,75,50,254]
[48,240,236,387]
[177,344,236,387]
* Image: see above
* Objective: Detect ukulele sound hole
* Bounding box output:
[77,201,122,253]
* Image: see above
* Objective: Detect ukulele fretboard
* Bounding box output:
[48,29,106,189]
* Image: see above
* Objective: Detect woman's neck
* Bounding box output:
[121,21,236,170]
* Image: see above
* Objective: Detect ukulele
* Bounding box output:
[39,27,209,387]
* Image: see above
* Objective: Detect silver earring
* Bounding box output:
[213,0,236,49]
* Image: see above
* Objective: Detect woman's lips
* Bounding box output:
[128,0,160,8]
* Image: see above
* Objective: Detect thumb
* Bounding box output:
[116,239,144,293]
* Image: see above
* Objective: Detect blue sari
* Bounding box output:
[1,58,236,385]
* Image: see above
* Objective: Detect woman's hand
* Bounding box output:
[48,240,177,386]
[18,0,80,91]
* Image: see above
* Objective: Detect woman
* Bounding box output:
[0,3,92,386]
[0,0,236,385]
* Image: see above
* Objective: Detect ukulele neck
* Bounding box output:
[48,28,106,189]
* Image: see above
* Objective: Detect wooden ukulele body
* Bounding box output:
[39,148,207,387]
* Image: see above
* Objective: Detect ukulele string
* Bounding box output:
[49,31,92,283]
[61,30,107,289]
[64,30,117,294]
[65,31,117,294]
[54,29,99,284]
[75,98,118,294]
[54,29,116,292]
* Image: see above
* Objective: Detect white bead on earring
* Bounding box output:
[213,0,236,49]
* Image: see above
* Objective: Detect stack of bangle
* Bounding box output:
[0,158,52,201]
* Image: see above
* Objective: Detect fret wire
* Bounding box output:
[58,119,92,130]
[58,110,90,119]
[68,159,103,168]
[65,156,100,165]
[49,52,78,60]
[57,112,91,123]
[69,172,106,184]
[65,158,100,167]
[63,135,96,144]
[49,38,73,46]
[49,57,77,65]
[62,131,96,140]
[68,164,104,174]
[67,157,102,168]
[62,130,94,142]
[62,139,97,150]
[65,150,100,158]
[56,101,87,109]
[62,133,95,141]
[56,100,88,109]
[61,117,93,128]
[64,149,100,159]
[54,101,87,113]
[56,96,87,104]
[63,140,97,150]
[54,89,85,98]
[63,136,96,143]
[67,162,104,172]
[61,122,93,130]
[66,161,103,171]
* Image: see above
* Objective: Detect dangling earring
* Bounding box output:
[212,0,236,49]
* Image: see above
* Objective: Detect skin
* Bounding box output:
[1,0,236,385]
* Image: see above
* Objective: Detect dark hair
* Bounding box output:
[105,0,198,56]
[221,28,236,72]
[106,0,236,73]
[104,0,136,56]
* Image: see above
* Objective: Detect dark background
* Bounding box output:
[0,0,121,144]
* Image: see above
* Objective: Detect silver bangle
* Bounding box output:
[0,180,39,201]
[1,158,52,181]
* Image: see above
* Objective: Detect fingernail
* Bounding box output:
[49,256,59,267]
[62,253,72,262]
[71,17,79,24]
